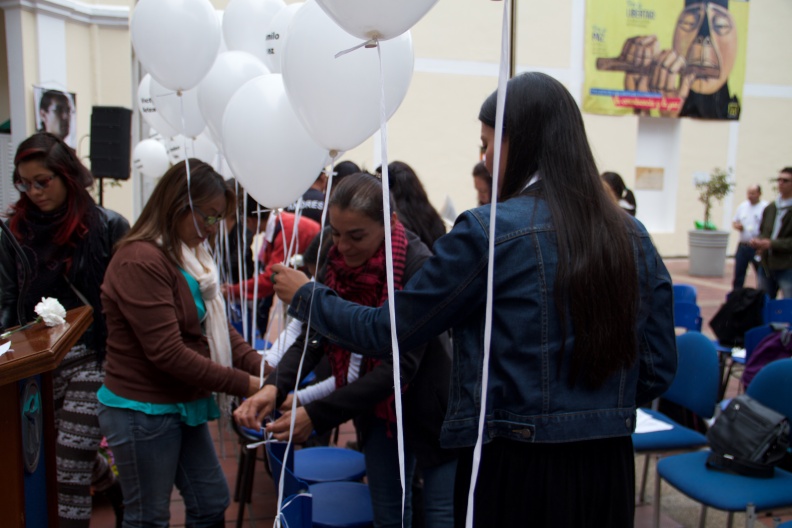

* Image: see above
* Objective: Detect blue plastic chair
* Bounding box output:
[267,441,374,528]
[673,284,698,304]
[633,332,719,505]
[655,359,792,528]
[674,301,703,332]
[764,298,792,324]
[231,415,366,528]
[279,493,312,528]
[720,324,777,397]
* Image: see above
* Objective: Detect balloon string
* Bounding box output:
[179,93,202,240]
[465,2,510,527]
[375,41,407,528]
[334,38,377,58]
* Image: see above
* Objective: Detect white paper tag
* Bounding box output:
[0,341,11,357]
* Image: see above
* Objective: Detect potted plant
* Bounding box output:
[689,167,735,277]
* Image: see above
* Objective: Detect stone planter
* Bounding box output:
[688,229,730,277]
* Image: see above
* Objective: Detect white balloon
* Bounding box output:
[132,139,171,180]
[137,74,179,139]
[262,3,303,73]
[282,1,414,152]
[130,0,220,91]
[223,0,286,63]
[316,0,437,41]
[164,134,218,168]
[150,80,207,138]
[222,74,327,209]
[216,11,229,53]
[197,51,270,145]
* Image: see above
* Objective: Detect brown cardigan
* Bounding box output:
[101,240,261,403]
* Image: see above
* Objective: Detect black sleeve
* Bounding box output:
[303,341,427,434]
[0,226,20,331]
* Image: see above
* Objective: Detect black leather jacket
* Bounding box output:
[0,206,129,332]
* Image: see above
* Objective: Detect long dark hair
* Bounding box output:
[480,72,639,388]
[118,159,234,266]
[8,132,94,246]
[383,161,446,247]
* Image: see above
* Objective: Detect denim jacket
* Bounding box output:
[289,189,677,448]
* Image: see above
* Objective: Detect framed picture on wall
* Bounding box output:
[33,86,77,148]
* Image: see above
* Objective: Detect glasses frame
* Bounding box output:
[14,174,56,193]
[194,207,223,228]
[777,178,792,184]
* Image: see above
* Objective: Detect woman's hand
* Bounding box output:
[265,408,314,443]
[279,393,297,411]
[233,384,277,430]
[271,263,310,305]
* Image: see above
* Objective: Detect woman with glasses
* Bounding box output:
[0,132,129,528]
[97,159,264,527]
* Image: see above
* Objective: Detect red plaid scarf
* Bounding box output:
[324,219,408,426]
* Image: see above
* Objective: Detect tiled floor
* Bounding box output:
[90,258,790,528]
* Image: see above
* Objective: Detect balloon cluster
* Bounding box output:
[130,0,437,209]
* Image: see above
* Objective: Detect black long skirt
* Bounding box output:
[453,435,635,528]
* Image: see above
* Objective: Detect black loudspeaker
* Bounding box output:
[90,106,132,180]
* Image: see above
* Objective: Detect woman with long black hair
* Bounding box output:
[0,132,129,527]
[241,72,677,527]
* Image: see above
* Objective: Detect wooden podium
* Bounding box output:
[0,306,93,528]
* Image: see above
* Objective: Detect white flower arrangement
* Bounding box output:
[1,297,66,340]
[35,297,67,327]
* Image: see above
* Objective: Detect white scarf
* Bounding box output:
[179,242,233,371]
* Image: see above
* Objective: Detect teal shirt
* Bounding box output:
[97,268,218,426]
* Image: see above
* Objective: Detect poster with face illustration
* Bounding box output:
[33,86,77,147]
[583,0,749,119]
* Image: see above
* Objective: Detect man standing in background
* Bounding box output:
[751,168,792,298]
[732,184,767,289]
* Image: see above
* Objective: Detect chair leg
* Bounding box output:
[744,504,756,528]
[727,511,734,528]
[235,446,258,528]
[652,464,662,528]
[639,454,650,504]
[698,505,708,528]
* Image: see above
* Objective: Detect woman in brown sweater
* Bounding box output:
[97,160,262,528]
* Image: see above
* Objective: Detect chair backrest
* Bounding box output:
[746,358,792,421]
[663,331,720,419]
[266,442,309,499]
[674,301,702,332]
[764,298,792,324]
[673,284,697,304]
[744,325,775,357]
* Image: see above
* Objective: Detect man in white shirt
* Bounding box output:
[732,184,767,289]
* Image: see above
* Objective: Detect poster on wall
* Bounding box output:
[33,86,77,147]
[583,0,749,120]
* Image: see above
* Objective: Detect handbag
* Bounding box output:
[706,394,790,478]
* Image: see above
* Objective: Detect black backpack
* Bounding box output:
[706,394,790,478]
[709,288,766,347]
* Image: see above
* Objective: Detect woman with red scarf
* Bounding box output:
[237,172,456,527]
[0,132,129,527]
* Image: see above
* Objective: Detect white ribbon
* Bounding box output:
[465,2,510,527]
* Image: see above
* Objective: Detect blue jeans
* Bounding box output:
[97,405,229,528]
[421,458,457,528]
[758,267,792,299]
[733,243,758,290]
[363,420,417,528]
